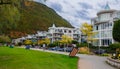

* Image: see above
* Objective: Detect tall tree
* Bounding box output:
[60,35,73,46]
[80,23,97,44]
[0,35,11,43]
[24,39,32,45]
[112,19,120,58]
[44,38,50,46]
[113,20,120,42]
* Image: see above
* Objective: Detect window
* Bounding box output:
[101,39,112,46]
[110,13,112,17]
[96,25,98,30]
[69,30,71,33]
[64,30,66,33]
[101,24,104,29]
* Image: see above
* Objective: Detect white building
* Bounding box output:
[35,31,47,40]
[47,24,81,43]
[14,24,81,44]
[91,4,120,46]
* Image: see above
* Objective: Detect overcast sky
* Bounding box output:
[35,0,120,27]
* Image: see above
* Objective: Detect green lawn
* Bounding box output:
[0,47,78,69]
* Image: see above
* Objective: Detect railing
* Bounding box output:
[107,57,120,68]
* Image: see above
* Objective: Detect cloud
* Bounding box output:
[75,10,90,20]
[35,0,120,27]
[48,3,62,12]
[78,2,93,9]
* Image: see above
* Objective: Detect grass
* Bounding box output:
[0,47,78,69]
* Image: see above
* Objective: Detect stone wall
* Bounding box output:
[107,57,120,68]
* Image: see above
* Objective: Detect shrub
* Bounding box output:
[48,43,56,47]
[100,53,109,56]
[109,43,120,53]
[109,43,120,59]
[24,40,32,45]
[76,43,88,47]
[72,40,78,44]
[0,35,11,43]
[79,47,89,54]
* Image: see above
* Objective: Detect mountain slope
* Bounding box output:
[0,1,73,38]
[19,2,73,31]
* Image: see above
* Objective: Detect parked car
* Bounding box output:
[48,47,64,51]
[94,49,106,54]
[56,47,64,51]
[48,47,56,51]
[66,47,73,52]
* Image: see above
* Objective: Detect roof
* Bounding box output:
[52,24,56,28]
[104,3,110,10]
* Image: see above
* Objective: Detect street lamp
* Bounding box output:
[88,41,91,53]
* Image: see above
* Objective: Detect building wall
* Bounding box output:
[47,26,81,43]
[92,10,120,46]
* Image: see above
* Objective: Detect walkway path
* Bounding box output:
[27,48,116,69]
[77,54,116,69]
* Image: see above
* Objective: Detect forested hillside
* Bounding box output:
[0,0,73,39]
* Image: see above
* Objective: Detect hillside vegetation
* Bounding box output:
[0,1,72,38]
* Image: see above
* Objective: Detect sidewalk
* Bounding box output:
[31,48,69,55]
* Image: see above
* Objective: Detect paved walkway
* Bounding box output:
[27,48,116,69]
[77,54,116,69]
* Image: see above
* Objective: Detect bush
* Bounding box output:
[72,40,78,44]
[109,43,120,59]
[48,43,56,47]
[109,43,120,53]
[79,47,89,54]
[76,43,88,47]
[24,40,33,45]
[0,35,11,43]
[100,53,109,56]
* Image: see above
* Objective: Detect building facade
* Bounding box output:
[14,24,81,44]
[91,5,120,46]
[47,24,81,43]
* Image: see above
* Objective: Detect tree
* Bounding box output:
[72,40,78,44]
[0,0,21,34]
[44,38,50,46]
[38,40,44,45]
[60,35,73,47]
[113,20,120,42]
[59,35,73,51]
[0,35,11,43]
[80,23,97,44]
[24,40,32,45]
[113,20,120,59]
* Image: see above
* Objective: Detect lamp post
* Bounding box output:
[98,45,101,55]
[88,41,91,53]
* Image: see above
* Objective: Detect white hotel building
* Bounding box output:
[47,24,81,43]
[14,24,81,44]
[91,4,120,46]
